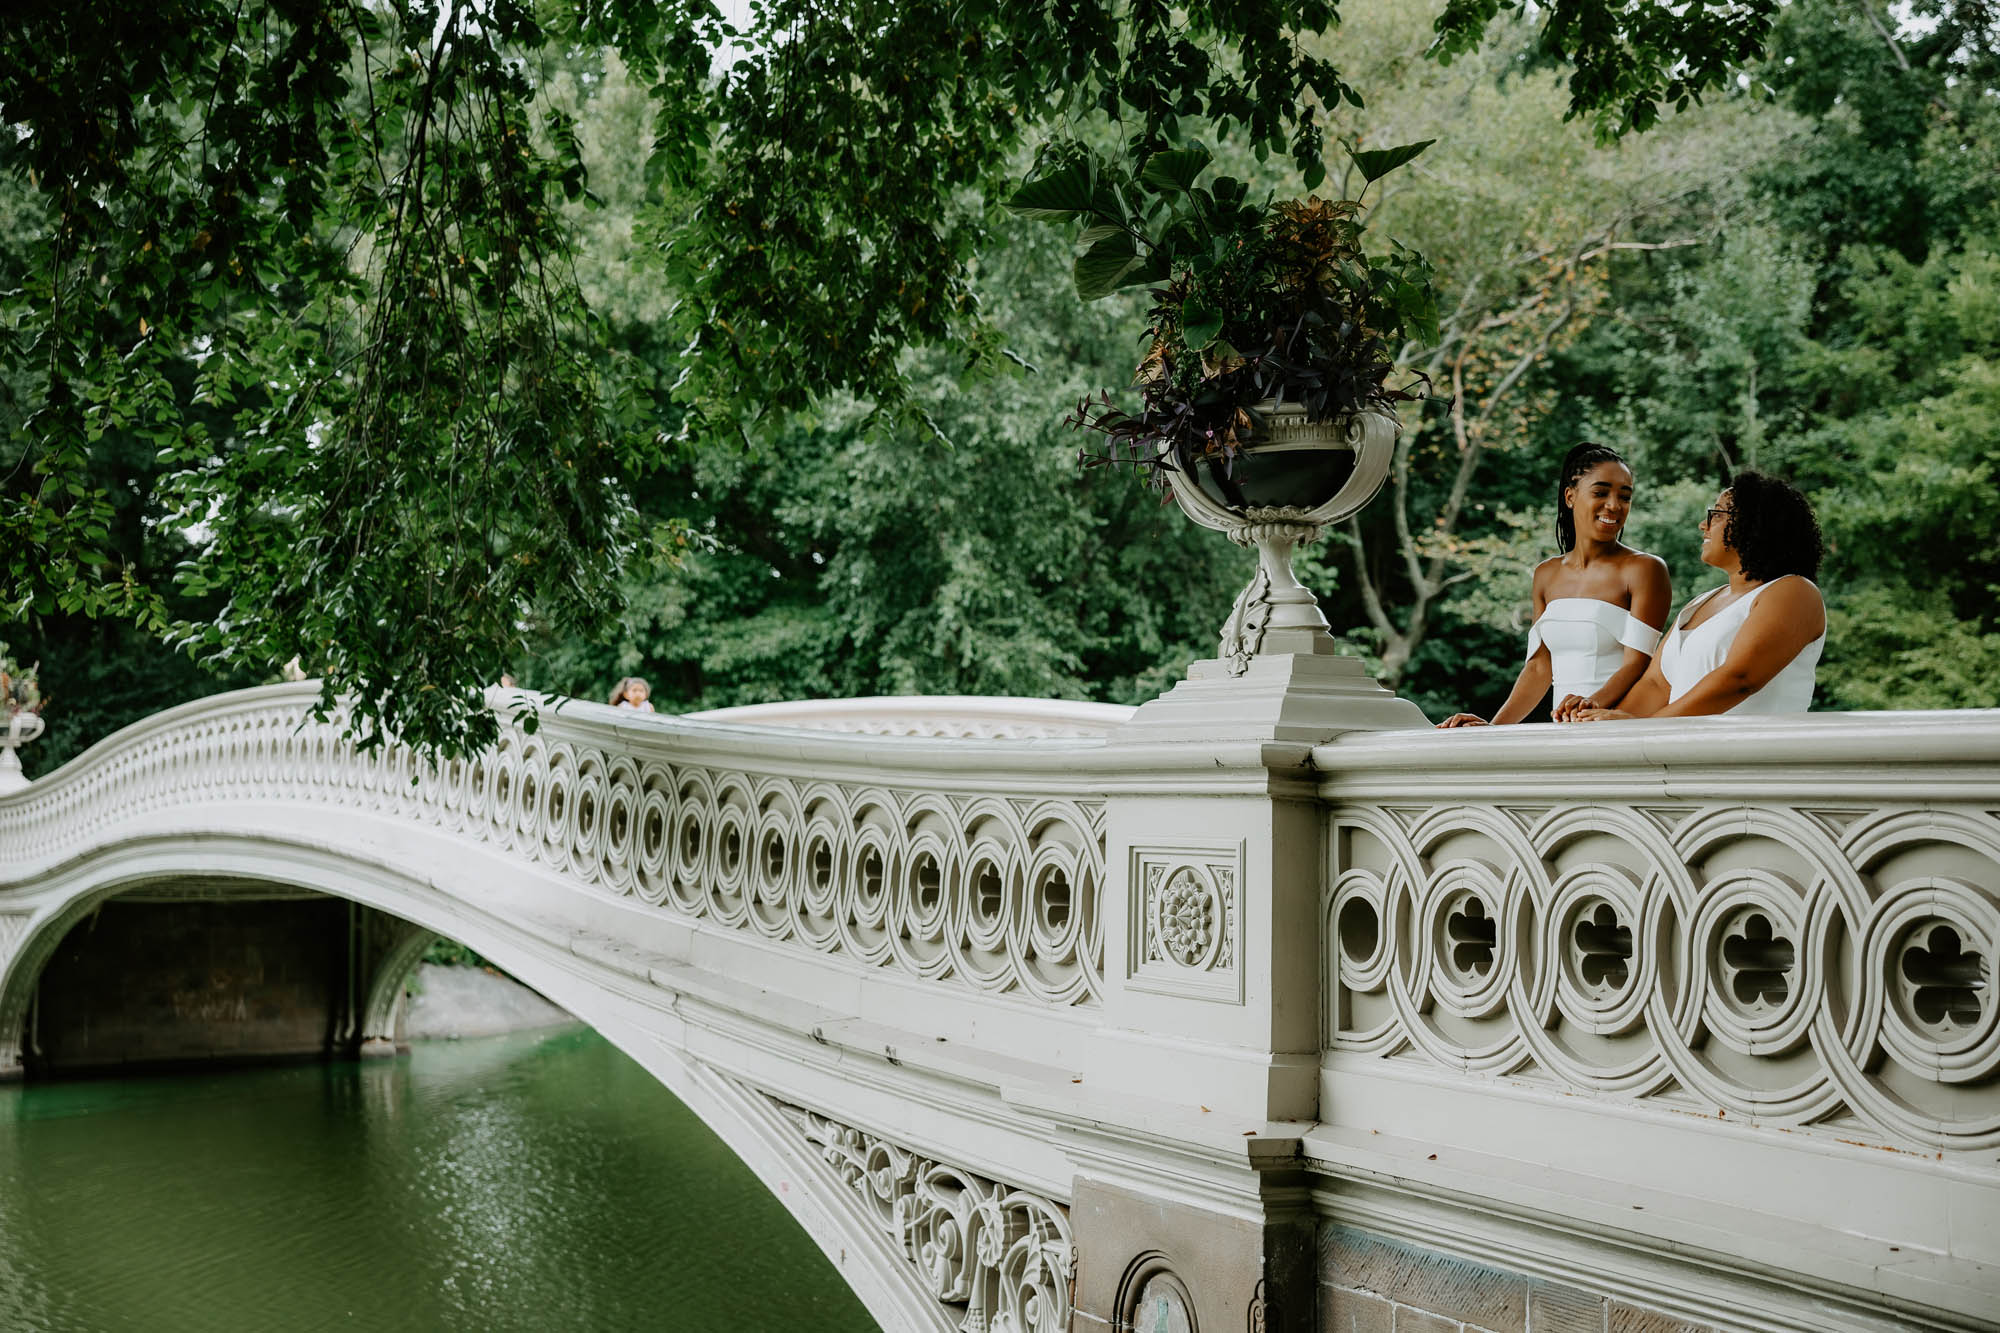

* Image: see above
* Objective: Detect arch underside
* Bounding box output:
[0,829,1062,1333]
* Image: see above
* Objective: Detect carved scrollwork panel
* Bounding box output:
[0,911,30,977]
[775,1101,1072,1333]
[0,695,1108,1009]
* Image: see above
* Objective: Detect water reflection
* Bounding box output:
[0,1028,877,1332]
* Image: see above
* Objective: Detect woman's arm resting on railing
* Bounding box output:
[1577,579,1825,720]
[1576,652,1671,720]
[1441,578,1553,728]
[1440,650,1553,728]
[1494,648,1556,725]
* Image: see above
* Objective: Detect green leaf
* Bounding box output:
[1139,145,1212,194]
[1073,233,1141,301]
[1348,138,1437,185]
[1125,255,1171,288]
[1181,299,1223,350]
[1006,164,1096,221]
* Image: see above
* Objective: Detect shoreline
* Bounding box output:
[404,962,578,1041]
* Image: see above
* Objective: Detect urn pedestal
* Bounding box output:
[0,711,43,795]
[1118,403,1428,743]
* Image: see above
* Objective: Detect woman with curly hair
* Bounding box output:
[1568,471,1825,720]
[1439,443,1670,727]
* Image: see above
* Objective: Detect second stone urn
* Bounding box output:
[1164,401,1399,675]
[0,710,44,796]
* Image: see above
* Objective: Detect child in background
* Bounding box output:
[609,677,655,712]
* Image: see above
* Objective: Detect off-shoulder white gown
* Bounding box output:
[1526,598,1663,706]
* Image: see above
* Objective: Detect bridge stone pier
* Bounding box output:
[1,677,1995,1332]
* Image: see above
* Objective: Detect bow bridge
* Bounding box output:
[1,678,1995,1332]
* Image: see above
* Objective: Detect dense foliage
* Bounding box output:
[0,0,1787,755]
[528,0,2000,723]
[1323,0,2000,717]
[1008,139,1438,485]
[6,0,1993,777]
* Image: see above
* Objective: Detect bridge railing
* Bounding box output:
[1314,709,2000,1158]
[1303,710,2000,1323]
[0,683,1115,1010]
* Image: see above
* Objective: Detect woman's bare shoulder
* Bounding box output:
[1760,574,1825,608]
[1621,550,1670,587]
[1748,576,1828,636]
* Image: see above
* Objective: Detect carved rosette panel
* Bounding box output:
[775,1101,1072,1333]
[0,697,1106,1006]
[1129,844,1244,1003]
[1327,801,2000,1152]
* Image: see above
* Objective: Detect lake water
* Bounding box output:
[0,1027,879,1332]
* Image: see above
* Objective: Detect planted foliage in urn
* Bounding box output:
[1007,139,1440,672]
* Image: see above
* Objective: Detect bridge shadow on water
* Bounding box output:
[0,1026,877,1332]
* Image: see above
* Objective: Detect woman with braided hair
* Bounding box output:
[1568,471,1825,720]
[1439,443,1671,727]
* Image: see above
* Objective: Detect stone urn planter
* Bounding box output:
[1164,401,1399,674]
[0,710,44,795]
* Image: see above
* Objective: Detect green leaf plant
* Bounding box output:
[1007,138,1440,491]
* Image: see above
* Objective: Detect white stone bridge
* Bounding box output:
[1,680,1995,1332]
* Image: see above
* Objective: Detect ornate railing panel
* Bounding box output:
[1320,716,2000,1154]
[0,686,1107,1006]
[776,1100,1073,1333]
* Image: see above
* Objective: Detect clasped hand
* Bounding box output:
[1554,692,1632,722]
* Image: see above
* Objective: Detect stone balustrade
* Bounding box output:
[685,694,1135,739]
[0,683,1112,1010]
[1315,711,2000,1155]
[1306,711,2000,1332]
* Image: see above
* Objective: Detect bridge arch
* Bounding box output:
[0,833,989,1331]
[0,687,1112,1332]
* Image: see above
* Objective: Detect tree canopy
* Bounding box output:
[0,0,1834,753]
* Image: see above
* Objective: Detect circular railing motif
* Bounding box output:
[1328,799,2000,1151]
[0,695,1107,1008]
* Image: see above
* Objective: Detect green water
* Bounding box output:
[0,1028,879,1332]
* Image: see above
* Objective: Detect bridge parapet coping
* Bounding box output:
[683,693,1135,739]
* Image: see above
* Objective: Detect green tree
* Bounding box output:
[525,208,1243,709]
[1283,2,1802,712]
[1,0,1792,753]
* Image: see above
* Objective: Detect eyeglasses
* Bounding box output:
[1704,507,1733,525]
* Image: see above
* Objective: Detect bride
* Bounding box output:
[1439,444,1670,727]
[1567,471,1825,720]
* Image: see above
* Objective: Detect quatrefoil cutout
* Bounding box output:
[1721,911,1795,1008]
[1445,895,1497,977]
[1574,903,1632,990]
[1900,922,1987,1030]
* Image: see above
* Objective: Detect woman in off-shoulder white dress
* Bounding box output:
[1569,472,1825,720]
[1440,444,1670,728]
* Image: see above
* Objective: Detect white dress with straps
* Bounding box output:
[1659,578,1823,714]
[1527,598,1662,705]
